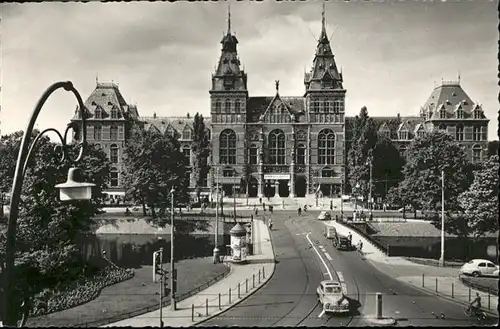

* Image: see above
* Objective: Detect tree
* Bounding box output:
[0,131,110,323]
[371,136,405,200]
[487,140,498,156]
[347,106,378,198]
[192,113,211,202]
[122,125,190,219]
[241,163,253,206]
[396,131,470,217]
[457,155,499,240]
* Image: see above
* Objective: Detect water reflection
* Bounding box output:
[76,233,229,269]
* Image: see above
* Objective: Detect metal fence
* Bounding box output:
[76,263,231,328]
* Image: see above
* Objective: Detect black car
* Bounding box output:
[333,234,352,251]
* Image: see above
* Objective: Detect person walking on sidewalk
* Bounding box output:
[298,207,302,216]
[466,292,482,315]
[347,232,352,245]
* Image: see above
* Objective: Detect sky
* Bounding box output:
[0,0,498,140]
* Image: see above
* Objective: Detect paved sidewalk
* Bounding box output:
[103,219,276,327]
[323,219,499,317]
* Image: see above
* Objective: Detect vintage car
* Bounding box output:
[333,234,352,251]
[316,280,349,314]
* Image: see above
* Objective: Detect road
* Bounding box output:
[200,212,497,327]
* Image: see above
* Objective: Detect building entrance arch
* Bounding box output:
[248,177,258,198]
[295,176,306,197]
[278,180,290,198]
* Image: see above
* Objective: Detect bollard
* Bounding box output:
[229,288,232,304]
[219,293,221,310]
[246,278,248,293]
[263,266,266,278]
[375,293,383,319]
[206,298,208,316]
[488,290,491,309]
[451,283,454,298]
[422,273,425,287]
[253,273,255,288]
[238,283,241,298]
[435,278,438,293]
[468,286,471,302]
[191,304,194,322]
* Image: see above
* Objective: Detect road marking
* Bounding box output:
[337,271,347,294]
[318,310,325,318]
[337,271,345,283]
[325,252,333,261]
[306,233,333,280]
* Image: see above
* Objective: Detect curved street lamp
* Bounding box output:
[2,81,95,326]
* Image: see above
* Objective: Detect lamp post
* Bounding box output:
[367,151,373,221]
[439,170,445,267]
[354,182,360,220]
[233,185,237,222]
[2,81,95,327]
[213,167,220,264]
[170,187,176,311]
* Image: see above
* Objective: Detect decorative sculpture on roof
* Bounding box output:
[275,80,279,93]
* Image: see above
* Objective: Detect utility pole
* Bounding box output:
[213,167,220,264]
[170,187,176,310]
[369,155,373,220]
[233,185,237,222]
[439,170,445,267]
[159,248,164,327]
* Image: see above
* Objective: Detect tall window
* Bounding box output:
[318,129,335,165]
[333,100,343,113]
[439,109,446,119]
[111,107,118,119]
[472,145,482,163]
[94,126,102,140]
[473,109,481,119]
[481,126,487,141]
[311,100,319,113]
[215,100,221,113]
[398,130,408,140]
[182,127,191,140]
[456,124,464,141]
[182,146,191,162]
[110,168,119,187]
[110,144,119,163]
[268,129,286,165]
[225,99,231,112]
[456,109,464,119]
[235,99,240,113]
[219,129,236,164]
[296,144,306,165]
[95,108,102,119]
[110,126,118,140]
[473,126,481,141]
[249,145,258,164]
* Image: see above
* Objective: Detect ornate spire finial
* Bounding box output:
[458,70,461,84]
[227,3,231,35]
[322,2,326,31]
[275,80,280,93]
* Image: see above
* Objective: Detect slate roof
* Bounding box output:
[345,115,423,141]
[74,82,139,120]
[247,96,305,123]
[140,116,212,135]
[421,81,482,120]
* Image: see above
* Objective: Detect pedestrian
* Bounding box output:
[298,207,302,216]
[269,205,274,214]
[348,232,352,244]
[304,205,308,212]
[330,200,333,211]
[357,240,363,252]
[263,202,266,212]
[259,197,262,205]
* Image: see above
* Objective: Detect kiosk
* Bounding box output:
[229,223,248,264]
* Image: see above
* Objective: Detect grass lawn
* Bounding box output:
[25,256,228,327]
[461,276,499,296]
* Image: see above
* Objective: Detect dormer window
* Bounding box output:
[322,80,333,89]
[111,107,118,119]
[182,127,191,140]
[473,108,482,119]
[398,130,408,140]
[95,108,102,119]
[439,108,446,119]
[455,109,464,119]
[417,130,425,138]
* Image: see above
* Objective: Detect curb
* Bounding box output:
[194,222,277,326]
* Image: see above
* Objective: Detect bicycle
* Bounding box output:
[464,306,487,320]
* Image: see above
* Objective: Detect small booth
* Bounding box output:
[229,223,248,264]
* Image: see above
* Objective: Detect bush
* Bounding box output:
[30,265,134,317]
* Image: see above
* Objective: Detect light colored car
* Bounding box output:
[316,280,349,314]
[459,259,499,277]
[397,205,413,212]
[324,226,337,239]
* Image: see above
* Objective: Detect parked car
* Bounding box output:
[459,259,499,277]
[397,205,414,212]
[316,280,349,314]
[324,226,337,239]
[333,234,352,251]
[318,211,331,221]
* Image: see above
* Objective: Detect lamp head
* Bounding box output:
[55,167,96,201]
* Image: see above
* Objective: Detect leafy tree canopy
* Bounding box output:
[192,113,211,200]
[487,140,498,157]
[371,136,405,198]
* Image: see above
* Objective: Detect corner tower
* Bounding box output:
[209,6,248,196]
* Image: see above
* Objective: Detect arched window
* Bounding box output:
[182,145,191,163]
[215,100,221,113]
[182,127,191,140]
[219,129,236,164]
[110,126,118,140]
[248,144,258,164]
[110,144,119,164]
[110,167,119,187]
[94,125,102,140]
[269,129,286,165]
[321,167,333,177]
[456,124,464,141]
[111,107,118,119]
[296,144,306,165]
[472,145,482,163]
[235,99,240,113]
[318,129,335,165]
[225,99,231,112]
